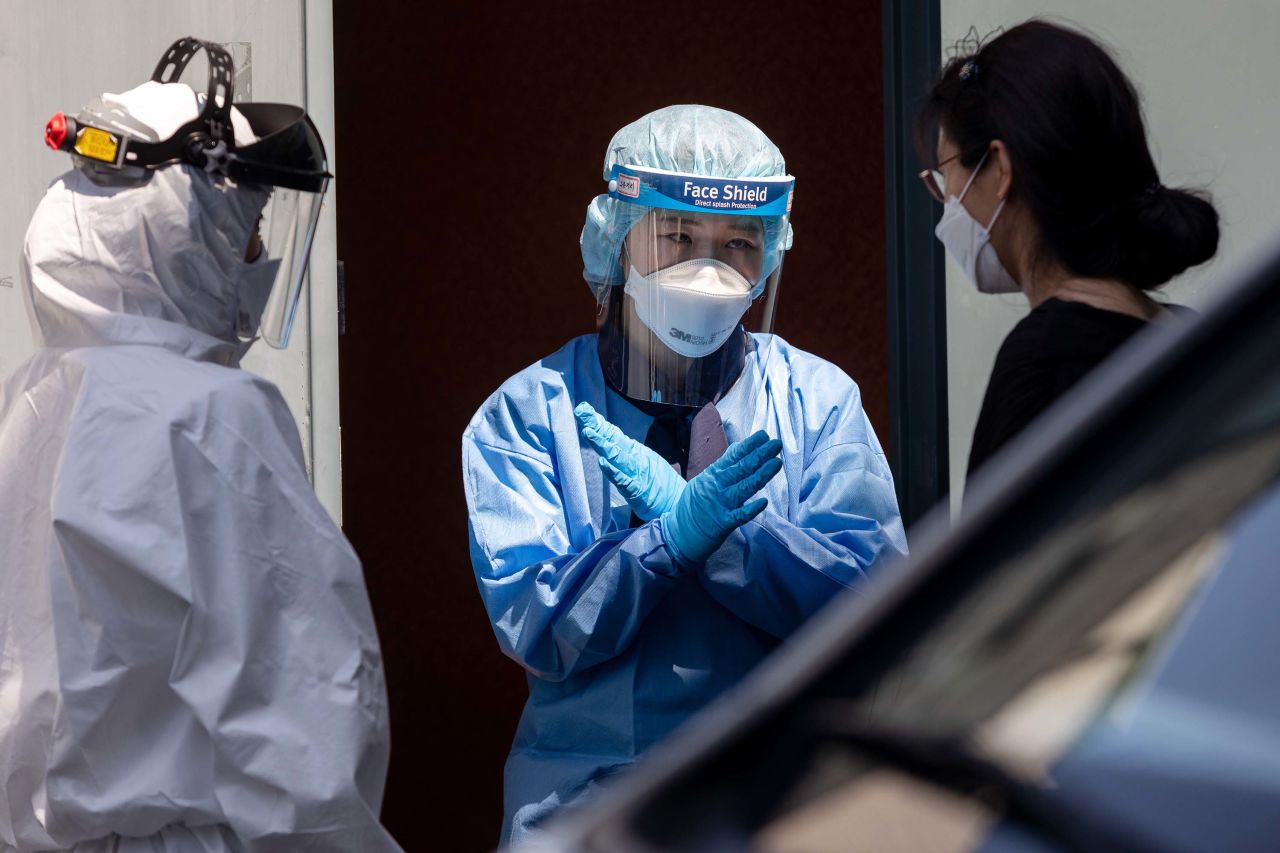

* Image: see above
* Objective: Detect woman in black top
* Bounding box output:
[914,21,1220,475]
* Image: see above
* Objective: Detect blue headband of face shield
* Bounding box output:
[581,165,795,297]
[607,164,794,217]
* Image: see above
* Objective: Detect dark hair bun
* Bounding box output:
[1119,187,1220,290]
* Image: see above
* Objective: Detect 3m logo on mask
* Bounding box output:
[669,327,718,347]
[616,173,641,198]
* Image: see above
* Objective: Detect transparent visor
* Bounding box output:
[241,184,326,348]
[598,165,792,408]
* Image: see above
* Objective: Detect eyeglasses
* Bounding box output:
[918,152,963,204]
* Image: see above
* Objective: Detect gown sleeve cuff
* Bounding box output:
[636,516,693,578]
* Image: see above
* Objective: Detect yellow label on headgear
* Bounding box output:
[74,127,120,163]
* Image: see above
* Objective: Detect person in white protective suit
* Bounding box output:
[0,39,402,852]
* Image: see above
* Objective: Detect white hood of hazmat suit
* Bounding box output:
[0,84,402,852]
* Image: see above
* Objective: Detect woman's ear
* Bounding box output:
[991,139,1014,200]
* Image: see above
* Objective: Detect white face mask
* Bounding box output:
[624,258,753,358]
[934,151,1021,295]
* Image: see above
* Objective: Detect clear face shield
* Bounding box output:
[598,165,794,409]
[227,100,331,348]
[246,183,326,347]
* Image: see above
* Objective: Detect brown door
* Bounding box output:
[334,3,888,848]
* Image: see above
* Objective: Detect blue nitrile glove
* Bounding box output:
[575,402,686,521]
[661,430,783,566]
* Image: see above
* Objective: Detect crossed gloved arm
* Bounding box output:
[574,402,782,566]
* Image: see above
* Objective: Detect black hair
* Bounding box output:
[915,20,1219,291]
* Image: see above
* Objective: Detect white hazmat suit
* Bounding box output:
[0,103,401,850]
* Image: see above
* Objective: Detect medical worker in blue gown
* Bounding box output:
[462,104,907,846]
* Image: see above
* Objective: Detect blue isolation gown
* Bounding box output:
[462,333,907,846]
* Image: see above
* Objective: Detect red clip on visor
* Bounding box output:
[45,112,73,151]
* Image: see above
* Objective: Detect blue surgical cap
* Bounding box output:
[580,105,795,299]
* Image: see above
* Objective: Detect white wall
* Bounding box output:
[939,1,1280,513]
[0,1,341,520]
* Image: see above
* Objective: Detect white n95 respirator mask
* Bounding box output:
[934,151,1021,295]
[624,259,753,358]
